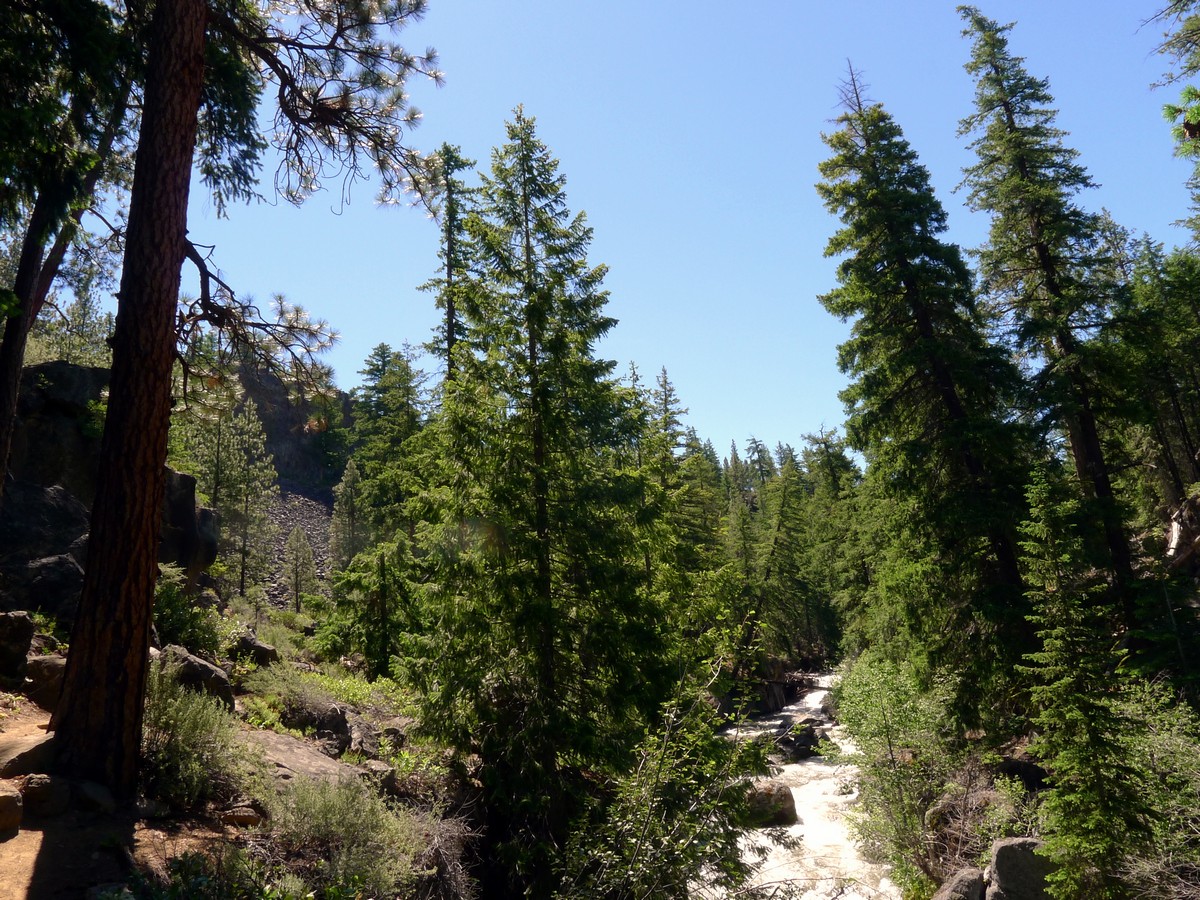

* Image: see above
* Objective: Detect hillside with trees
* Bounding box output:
[5,2,1200,899]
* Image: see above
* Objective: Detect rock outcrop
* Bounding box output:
[1,362,218,623]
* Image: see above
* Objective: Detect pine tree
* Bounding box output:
[414,108,669,896]
[1018,468,1152,898]
[221,400,279,598]
[816,69,1032,715]
[283,525,318,613]
[422,142,478,376]
[329,458,369,572]
[958,7,1137,628]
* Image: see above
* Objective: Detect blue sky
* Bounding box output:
[183,1,1192,456]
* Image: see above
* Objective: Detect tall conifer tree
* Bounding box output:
[958,7,1137,627]
[816,70,1032,716]
[415,108,668,897]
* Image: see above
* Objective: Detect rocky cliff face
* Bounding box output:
[240,364,350,500]
[0,362,218,622]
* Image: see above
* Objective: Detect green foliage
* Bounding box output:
[264,777,425,899]
[28,290,115,366]
[409,108,674,894]
[141,659,254,810]
[328,458,368,573]
[831,651,957,895]
[175,396,279,596]
[1018,470,1153,898]
[1116,678,1200,896]
[282,526,318,614]
[119,847,308,900]
[555,683,769,899]
[817,69,1032,724]
[153,565,221,656]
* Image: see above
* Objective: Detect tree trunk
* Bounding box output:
[0,77,132,509]
[0,192,57,506]
[51,0,207,802]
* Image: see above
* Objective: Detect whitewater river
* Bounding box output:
[734,673,901,900]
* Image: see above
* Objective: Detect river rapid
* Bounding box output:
[735,673,901,900]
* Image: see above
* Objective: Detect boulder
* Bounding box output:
[159,468,219,584]
[220,806,265,827]
[347,713,380,757]
[24,653,66,711]
[75,780,117,814]
[6,554,85,623]
[0,482,90,572]
[358,759,399,795]
[8,361,109,504]
[778,718,823,760]
[934,867,984,900]
[229,632,279,668]
[0,732,55,778]
[21,772,70,817]
[744,779,799,827]
[160,645,235,711]
[986,837,1054,900]
[0,783,22,834]
[0,611,34,688]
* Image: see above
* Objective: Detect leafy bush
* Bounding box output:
[1115,678,1200,898]
[265,777,425,898]
[153,564,221,656]
[142,659,255,809]
[831,651,957,896]
[554,685,770,899]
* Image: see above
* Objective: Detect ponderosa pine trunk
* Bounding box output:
[51,0,207,802]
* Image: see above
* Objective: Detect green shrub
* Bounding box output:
[154,564,221,656]
[1114,678,1200,898]
[555,687,770,899]
[142,659,255,809]
[266,777,425,898]
[832,651,957,896]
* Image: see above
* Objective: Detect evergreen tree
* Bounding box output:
[422,142,478,376]
[413,108,669,896]
[329,458,370,572]
[283,525,318,613]
[1018,469,1152,898]
[221,400,279,598]
[350,342,427,532]
[958,7,1138,628]
[816,70,1032,716]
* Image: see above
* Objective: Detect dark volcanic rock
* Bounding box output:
[9,361,109,504]
[159,645,235,711]
[0,611,34,687]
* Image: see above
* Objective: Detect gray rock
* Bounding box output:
[0,732,55,777]
[160,468,219,582]
[934,867,984,900]
[744,779,799,827]
[160,645,234,711]
[0,611,34,687]
[230,632,279,668]
[986,837,1054,900]
[25,653,67,711]
[75,780,117,814]
[0,784,22,833]
[358,759,398,795]
[21,772,70,817]
[347,713,380,757]
[220,806,264,827]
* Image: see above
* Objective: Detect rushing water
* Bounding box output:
[735,673,901,900]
